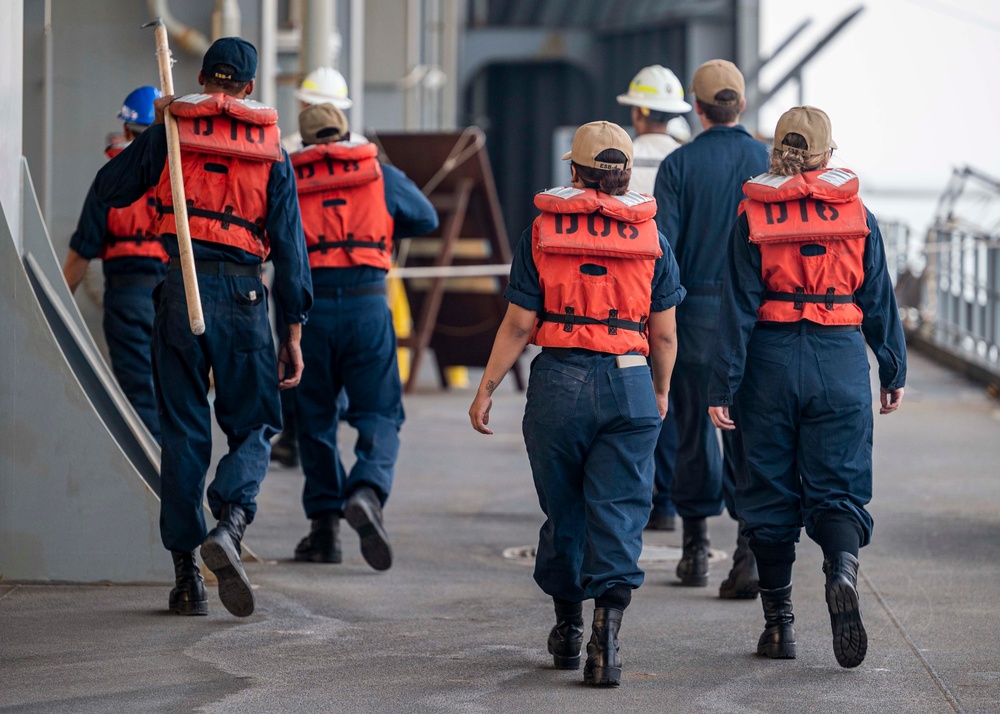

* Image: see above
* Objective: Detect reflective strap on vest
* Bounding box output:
[541,307,648,336]
[764,288,856,311]
[308,235,387,254]
[156,200,265,242]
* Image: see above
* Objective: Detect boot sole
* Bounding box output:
[169,600,209,616]
[676,575,709,587]
[719,583,760,600]
[757,642,796,659]
[584,666,622,686]
[827,579,867,668]
[551,653,581,670]
[201,537,255,618]
[345,497,393,571]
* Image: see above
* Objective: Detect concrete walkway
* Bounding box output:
[1,350,999,713]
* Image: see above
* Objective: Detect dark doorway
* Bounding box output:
[466,61,595,247]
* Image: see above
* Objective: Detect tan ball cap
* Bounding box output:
[691,59,745,106]
[561,121,633,170]
[299,102,350,145]
[774,106,838,156]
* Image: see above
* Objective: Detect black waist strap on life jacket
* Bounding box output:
[157,200,266,241]
[542,307,647,336]
[765,288,856,311]
[308,235,388,254]
[106,232,165,248]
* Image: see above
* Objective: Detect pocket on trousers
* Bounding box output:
[817,342,870,409]
[609,366,661,427]
[742,340,792,411]
[232,285,270,353]
[524,360,588,428]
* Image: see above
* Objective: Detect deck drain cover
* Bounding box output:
[503,545,728,571]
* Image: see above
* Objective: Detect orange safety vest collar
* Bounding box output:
[154,93,281,259]
[291,140,395,271]
[740,168,869,324]
[530,187,662,355]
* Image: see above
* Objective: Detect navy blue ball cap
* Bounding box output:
[202,37,257,83]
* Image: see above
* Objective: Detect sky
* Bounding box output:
[758,0,1000,232]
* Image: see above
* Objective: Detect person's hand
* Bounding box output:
[278,324,303,390]
[880,387,904,415]
[656,391,669,420]
[709,405,735,430]
[469,392,494,435]
[153,94,176,124]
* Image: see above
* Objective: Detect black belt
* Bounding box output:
[313,285,386,298]
[106,275,161,289]
[168,257,262,278]
[542,347,616,360]
[756,321,861,334]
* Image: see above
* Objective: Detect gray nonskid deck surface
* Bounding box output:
[1,351,998,713]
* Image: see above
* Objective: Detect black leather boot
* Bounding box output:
[294,513,342,563]
[757,584,796,658]
[823,552,867,668]
[547,600,584,669]
[345,487,392,571]
[583,608,623,686]
[168,551,208,616]
[200,504,255,618]
[676,517,709,586]
[719,532,760,599]
[270,431,299,468]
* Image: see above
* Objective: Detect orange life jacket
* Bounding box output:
[740,168,869,325]
[290,140,395,271]
[154,93,283,259]
[101,141,168,263]
[529,187,662,355]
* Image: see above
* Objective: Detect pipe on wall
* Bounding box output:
[212,0,242,40]
[147,0,211,55]
[259,0,277,106]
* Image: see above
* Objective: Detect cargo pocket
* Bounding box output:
[524,359,588,428]
[817,341,870,409]
[232,284,270,353]
[742,341,792,411]
[609,366,660,427]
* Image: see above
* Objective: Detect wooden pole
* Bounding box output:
[147,17,205,335]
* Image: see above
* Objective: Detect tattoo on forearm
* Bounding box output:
[485,380,497,394]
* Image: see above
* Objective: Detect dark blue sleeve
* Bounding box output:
[650,232,685,312]
[502,227,543,313]
[653,154,681,251]
[69,185,109,260]
[93,124,168,208]
[857,209,907,389]
[266,149,314,325]
[381,164,439,239]
[708,213,765,406]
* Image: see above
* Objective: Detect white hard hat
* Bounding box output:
[667,116,692,143]
[296,67,353,109]
[617,65,692,114]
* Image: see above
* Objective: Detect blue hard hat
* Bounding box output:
[118,85,162,126]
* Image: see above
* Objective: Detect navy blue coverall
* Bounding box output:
[653,125,769,521]
[506,227,685,603]
[708,210,906,547]
[92,123,313,554]
[297,164,438,518]
[70,187,167,441]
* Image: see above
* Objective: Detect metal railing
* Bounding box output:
[885,219,1000,381]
